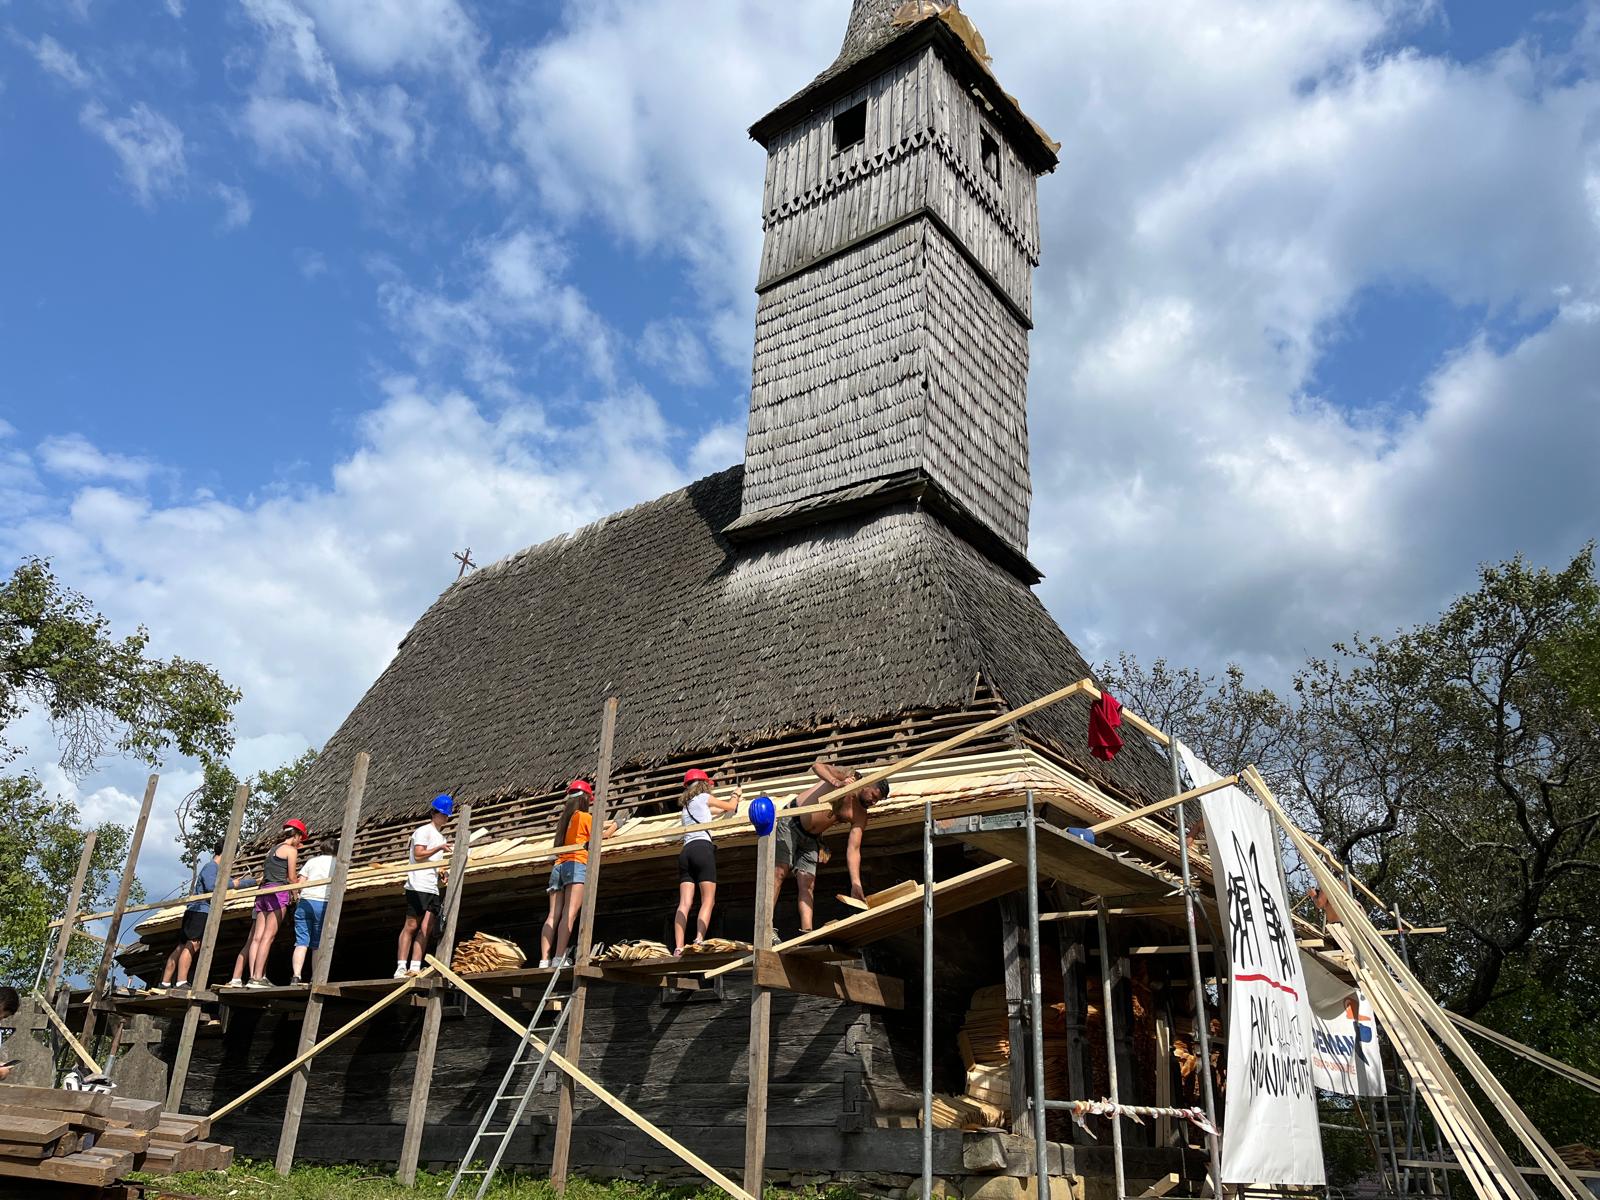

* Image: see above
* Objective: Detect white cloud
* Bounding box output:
[165,0,185,17]
[213,182,253,230]
[37,434,154,484]
[30,34,92,90]
[639,318,712,387]
[295,247,329,279]
[79,100,187,205]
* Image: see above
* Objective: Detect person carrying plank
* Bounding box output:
[397,795,454,979]
[772,760,888,938]
[670,768,741,955]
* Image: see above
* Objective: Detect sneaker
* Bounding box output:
[406,966,423,977]
[248,977,274,989]
[173,981,189,991]
[289,976,304,987]
[538,959,551,969]
[392,967,409,979]
[227,978,244,988]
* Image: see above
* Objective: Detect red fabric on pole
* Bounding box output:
[1088,691,1124,761]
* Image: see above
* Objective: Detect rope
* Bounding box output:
[1069,1099,1219,1139]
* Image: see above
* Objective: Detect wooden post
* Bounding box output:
[81,774,158,1042]
[45,831,98,1003]
[167,782,251,1111]
[550,696,619,1192]
[273,754,369,1171]
[743,812,777,1193]
[1000,895,1030,1134]
[397,799,473,1185]
[1056,913,1092,1145]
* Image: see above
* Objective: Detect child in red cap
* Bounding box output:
[671,769,740,955]
[539,779,616,969]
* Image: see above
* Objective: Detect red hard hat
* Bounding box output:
[283,818,308,837]
[684,768,713,785]
[567,779,593,797]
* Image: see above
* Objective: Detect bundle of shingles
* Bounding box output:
[941,984,1069,1127]
[594,940,672,964]
[451,931,527,974]
[0,1083,231,1196]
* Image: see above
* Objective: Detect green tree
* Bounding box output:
[0,775,135,984]
[1104,546,1600,1144]
[176,748,319,869]
[0,557,240,984]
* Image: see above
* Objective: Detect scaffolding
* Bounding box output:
[34,677,1595,1200]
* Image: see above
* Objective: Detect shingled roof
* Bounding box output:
[269,466,1170,833]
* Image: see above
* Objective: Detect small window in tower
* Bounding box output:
[981,130,1002,184]
[833,101,867,154]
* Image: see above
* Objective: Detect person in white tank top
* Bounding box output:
[671,768,741,954]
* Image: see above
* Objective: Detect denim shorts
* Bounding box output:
[294,899,327,948]
[547,860,587,892]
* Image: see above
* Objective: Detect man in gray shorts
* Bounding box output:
[773,760,889,937]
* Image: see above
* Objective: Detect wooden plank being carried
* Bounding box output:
[753,951,905,1009]
[703,859,1024,981]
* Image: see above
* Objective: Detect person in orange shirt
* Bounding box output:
[539,779,616,969]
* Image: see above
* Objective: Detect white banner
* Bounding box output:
[1303,952,1387,1097]
[1178,743,1326,1187]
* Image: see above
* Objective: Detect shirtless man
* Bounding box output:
[772,760,889,937]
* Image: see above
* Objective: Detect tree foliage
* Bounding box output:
[176,748,319,869]
[0,556,241,985]
[1102,546,1600,1142]
[0,557,240,774]
[0,774,136,985]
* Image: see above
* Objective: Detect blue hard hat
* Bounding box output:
[431,794,455,817]
[749,794,776,837]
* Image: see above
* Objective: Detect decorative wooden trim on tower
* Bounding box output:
[733,0,1057,579]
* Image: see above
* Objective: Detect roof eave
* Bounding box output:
[749,21,1059,175]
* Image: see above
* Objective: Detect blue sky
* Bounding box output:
[2,0,1598,925]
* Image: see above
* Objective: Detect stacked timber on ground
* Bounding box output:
[0,1085,231,1196]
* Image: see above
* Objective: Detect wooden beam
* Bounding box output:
[45,831,97,1003]
[274,753,368,1171]
[208,973,429,1123]
[1446,1010,1600,1097]
[1087,774,1239,836]
[744,816,777,1194]
[30,991,101,1074]
[551,695,618,1193]
[752,951,904,1009]
[397,800,473,1185]
[168,782,251,1112]
[81,774,158,1043]
[999,896,1029,1134]
[702,858,1025,981]
[427,957,756,1200]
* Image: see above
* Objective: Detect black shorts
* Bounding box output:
[678,840,717,885]
[404,889,441,919]
[181,910,208,943]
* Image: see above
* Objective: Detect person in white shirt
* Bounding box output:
[291,841,338,985]
[670,769,741,955]
[396,794,453,978]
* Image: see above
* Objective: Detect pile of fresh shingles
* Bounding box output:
[0,1083,231,1196]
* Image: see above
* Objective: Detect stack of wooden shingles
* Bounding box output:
[1556,1144,1599,1170]
[451,931,527,974]
[952,984,1069,1125]
[0,1083,232,1195]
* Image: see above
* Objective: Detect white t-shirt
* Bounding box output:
[300,854,335,903]
[682,794,714,845]
[408,823,447,894]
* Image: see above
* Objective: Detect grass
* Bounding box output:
[138,1160,864,1200]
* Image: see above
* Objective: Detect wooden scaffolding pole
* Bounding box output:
[397,799,474,1185]
[550,695,619,1192]
[742,814,777,1193]
[81,773,158,1043]
[429,957,756,1200]
[167,782,251,1112]
[45,831,98,1003]
[274,753,369,1172]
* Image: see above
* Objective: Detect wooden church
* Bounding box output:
[117,2,1223,1191]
